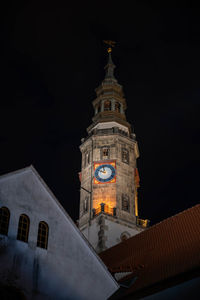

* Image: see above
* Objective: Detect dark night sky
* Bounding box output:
[0,1,199,225]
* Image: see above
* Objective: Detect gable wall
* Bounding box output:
[0,168,118,299]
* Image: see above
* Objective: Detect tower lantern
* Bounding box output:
[78,45,146,252]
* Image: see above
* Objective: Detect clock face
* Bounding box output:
[94,164,116,183]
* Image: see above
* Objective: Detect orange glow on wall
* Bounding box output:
[92,188,116,210]
[94,204,114,216]
[135,168,140,187]
[104,204,114,215]
[93,160,116,213]
[94,177,116,184]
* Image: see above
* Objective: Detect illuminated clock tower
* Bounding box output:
[78,44,146,253]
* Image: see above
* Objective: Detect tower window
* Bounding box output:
[17,214,30,243]
[103,148,109,156]
[84,151,90,167]
[122,148,129,164]
[101,147,110,159]
[122,194,130,212]
[98,104,101,113]
[115,102,121,113]
[83,197,89,214]
[87,152,90,164]
[0,207,10,236]
[104,100,111,111]
[37,221,49,249]
[83,152,86,168]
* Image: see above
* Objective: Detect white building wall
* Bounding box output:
[0,167,118,300]
[81,215,142,252]
[105,219,140,248]
[81,220,99,250]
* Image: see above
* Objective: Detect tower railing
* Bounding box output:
[81,127,136,144]
[136,216,150,228]
[92,203,116,217]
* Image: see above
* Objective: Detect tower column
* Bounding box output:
[120,104,124,114]
[101,101,104,112]
[111,99,115,111]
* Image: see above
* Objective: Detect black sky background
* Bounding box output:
[0,1,199,225]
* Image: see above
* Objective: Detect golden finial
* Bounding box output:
[103,40,116,53]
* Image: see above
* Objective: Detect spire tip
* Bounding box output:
[103,40,116,53]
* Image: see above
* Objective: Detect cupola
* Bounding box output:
[87,47,132,135]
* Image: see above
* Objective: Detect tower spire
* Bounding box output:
[104,52,116,80]
[103,40,117,80]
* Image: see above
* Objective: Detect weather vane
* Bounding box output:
[103,40,116,53]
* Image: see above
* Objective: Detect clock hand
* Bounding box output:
[100,167,106,174]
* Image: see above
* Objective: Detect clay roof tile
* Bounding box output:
[100,204,200,298]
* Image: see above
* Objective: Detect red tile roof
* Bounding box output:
[100,205,200,298]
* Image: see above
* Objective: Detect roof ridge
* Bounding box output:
[0,165,33,180]
[113,204,200,249]
[150,204,200,230]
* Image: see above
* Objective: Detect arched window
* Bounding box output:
[104,100,111,111]
[115,102,121,113]
[0,207,10,235]
[17,214,30,243]
[120,232,131,242]
[37,221,49,249]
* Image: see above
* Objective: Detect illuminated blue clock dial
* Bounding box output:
[94,164,116,183]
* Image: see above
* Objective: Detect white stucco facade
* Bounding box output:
[81,214,141,252]
[0,166,118,299]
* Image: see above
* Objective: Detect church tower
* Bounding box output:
[78,45,146,253]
